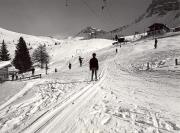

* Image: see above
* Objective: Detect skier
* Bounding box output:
[115,35,118,41]
[154,38,158,49]
[16,74,18,80]
[32,67,35,76]
[89,53,99,81]
[12,74,14,81]
[116,48,118,54]
[68,62,72,70]
[79,56,83,67]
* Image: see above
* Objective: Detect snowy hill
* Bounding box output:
[1,33,180,133]
[47,38,114,73]
[0,27,62,57]
[75,26,107,39]
[0,26,114,74]
[108,0,180,37]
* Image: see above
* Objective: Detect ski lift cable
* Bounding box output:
[65,0,69,7]
[80,0,99,18]
[105,1,116,25]
[80,0,107,25]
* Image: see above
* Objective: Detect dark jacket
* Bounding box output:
[89,57,99,70]
[155,39,158,44]
[79,57,83,63]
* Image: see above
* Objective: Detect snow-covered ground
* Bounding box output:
[0,33,180,133]
[0,27,62,58]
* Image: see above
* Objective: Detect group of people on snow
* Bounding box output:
[68,53,99,81]
[25,35,158,82]
[67,36,159,81]
[11,67,36,81]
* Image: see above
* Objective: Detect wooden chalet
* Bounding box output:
[147,23,170,36]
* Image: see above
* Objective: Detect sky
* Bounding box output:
[0,0,151,38]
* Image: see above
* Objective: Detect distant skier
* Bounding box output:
[68,62,72,70]
[79,56,83,67]
[89,53,99,81]
[16,74,18,80]
[154,38,158,49]
[115,35,118,41]
[11,74,14,81]
[116,48,118,54]
[32,67,35,76]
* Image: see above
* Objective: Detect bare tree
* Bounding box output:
[32,45,50,68]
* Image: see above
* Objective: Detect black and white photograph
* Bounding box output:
[0,0,180,132]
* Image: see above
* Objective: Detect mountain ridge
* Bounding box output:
[75,26,107,39]
[107,0,180,38]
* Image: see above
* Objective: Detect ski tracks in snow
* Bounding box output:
[22,65,108,133]
[0,78,90,133]
[74,56,180,133]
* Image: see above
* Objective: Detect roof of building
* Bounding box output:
[0,61,11,69]
[148,23,169,29]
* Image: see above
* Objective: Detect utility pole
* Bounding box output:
[45,63,48,75]
[153,25,156,39]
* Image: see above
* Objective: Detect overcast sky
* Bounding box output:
[0,0,151,37]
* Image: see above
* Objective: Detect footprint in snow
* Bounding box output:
[101,116,111,125]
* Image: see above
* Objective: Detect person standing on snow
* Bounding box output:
[11,74,14,81]
[32,67,35,76]
[79,56,83,67]
[115,35,118,41]
[89,53,99,81]
[154,38,158,49]
[68,62,72,70]
[116,48,118,54]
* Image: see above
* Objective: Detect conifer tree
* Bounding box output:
[13,37,32,73]
[0,40,11,61]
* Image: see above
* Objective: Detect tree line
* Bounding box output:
[0,37,50,73]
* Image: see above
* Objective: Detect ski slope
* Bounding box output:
[0,27,62,58]
[0,34,180,133]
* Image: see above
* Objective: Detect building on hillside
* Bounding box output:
[0,61,11,82]
[173,26,180,32]
[147,23,170,36]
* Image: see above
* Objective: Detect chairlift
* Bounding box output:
[101,0,107,11]
[101,6,105,11]
[65,0,69,7]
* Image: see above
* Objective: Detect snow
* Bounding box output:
[0,28,62,58]
[0,29,180,133]
[0,61,11,69]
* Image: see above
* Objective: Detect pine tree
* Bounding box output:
[32,44,50,68]
[0,40,11,61]
[13,37,32,73]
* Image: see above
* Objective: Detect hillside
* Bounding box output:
[0,32,180,133]
[75,26,107,39]
[108,0,180,37]
[0,27,62,57]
